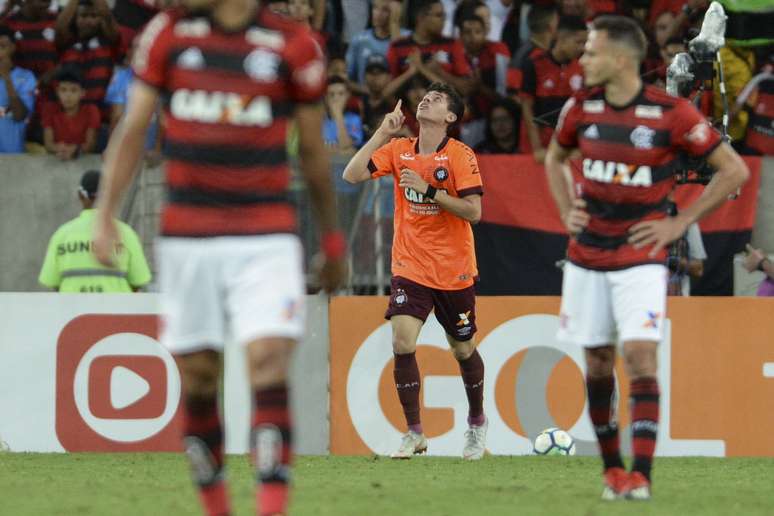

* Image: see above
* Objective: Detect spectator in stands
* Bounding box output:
[498,0,521,54]
[647,35,685,87]
[557,0,588,18]
[666,223,706,296]
[55,0,121,124]
[519,15,586,162]
[346,0,407,87]
[360,54,396,139]
[506,5,558,98]
[0,23,35,153]
[2,0,58,83]
[265,0,289,15]
[485,0,513,43]
[474,97,520,154]
[735,59,773,155]
[743,244,774,296]
[323,75,363,154]
[111,0,159,57]
[459,12,510,146]
[385,0,472,97]
[38,169,151,293]
[42,67,99,160]
[288,0,326,49]
[453,0,492,39]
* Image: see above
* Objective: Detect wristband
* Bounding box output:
[758,258,770,273]
[321,231,346,260]
[425,184,437,200]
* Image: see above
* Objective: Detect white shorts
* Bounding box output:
[156,234,305,354]
[557,262,668,347]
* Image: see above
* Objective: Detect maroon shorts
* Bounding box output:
[385,276,477,341]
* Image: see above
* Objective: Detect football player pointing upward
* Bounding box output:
[546,15,748,501]
[343,83,487,460]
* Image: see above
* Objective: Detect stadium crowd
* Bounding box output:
[0,0,771,159]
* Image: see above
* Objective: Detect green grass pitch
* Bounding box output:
[2,453,773,515]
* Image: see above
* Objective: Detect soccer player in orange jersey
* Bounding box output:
[343,82,487,460]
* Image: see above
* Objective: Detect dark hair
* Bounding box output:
[55,66,84,86]
[557,15,587,33]
[0,24,14,41]
[415,0,442,18]
[426,82,464,127]
[527,5,557,34]
[589,15,648,62]
[458,13,486,30]
[327,75,348,88]
[453,0,486,30]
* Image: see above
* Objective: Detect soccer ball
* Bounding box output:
[533,428,576,455]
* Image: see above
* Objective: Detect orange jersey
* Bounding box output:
[368,136,484,290]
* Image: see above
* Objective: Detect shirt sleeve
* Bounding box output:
[367,139,396,179]
[15,70,36,113]
[554,96,582,149]
[122,225,152,288]
[518,56,537,100]
[38,231,62,289]
[286,29,327,103]
[671,97,722,157]
[451,39,472,77]
[131,12,173,89]
[40,102,54,128]
[87,105,101,128]
[451,143,483,197]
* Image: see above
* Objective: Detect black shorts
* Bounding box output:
[384,276,477,341]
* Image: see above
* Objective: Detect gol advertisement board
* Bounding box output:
[330,296,774,457]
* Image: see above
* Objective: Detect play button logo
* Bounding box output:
[111,366,151,410]
[88,355,167,420]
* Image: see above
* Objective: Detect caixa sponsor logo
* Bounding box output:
[170,89,273,126]
[582,159,653,187]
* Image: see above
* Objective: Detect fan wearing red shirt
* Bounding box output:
[42,68,99,159]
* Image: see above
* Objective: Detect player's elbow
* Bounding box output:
[468,206,482,225]
[342,165,367,184]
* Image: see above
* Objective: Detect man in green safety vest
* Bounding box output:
[38,170,151,292]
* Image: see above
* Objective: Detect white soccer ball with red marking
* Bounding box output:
[533,428,576,456]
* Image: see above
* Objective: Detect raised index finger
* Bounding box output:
[393,99,402,114]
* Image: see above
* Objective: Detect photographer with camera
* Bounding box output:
[546,14,749,501]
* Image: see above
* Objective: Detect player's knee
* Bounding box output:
[585,347,615,377]
[247,338,294,388]
[624,346,657,378]
[176,353,220,397]
[392,334,417,354]
[450,341,474,361]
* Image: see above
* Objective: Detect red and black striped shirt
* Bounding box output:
[60,36,122,121]
[386,35,471,79]
[133,8,326,237]
[465,40,510,118]
[555,84,721,270]
[4,11,58,77]
[520,49,584,147]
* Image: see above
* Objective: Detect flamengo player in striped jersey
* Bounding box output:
[546,16,749,501]
[343,82,487,461]
[92,0,346,514]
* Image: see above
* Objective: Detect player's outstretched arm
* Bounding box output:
[93,81,158,266]
[342,100,404,184]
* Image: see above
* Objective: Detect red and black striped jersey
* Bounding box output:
[386,36,471,79]
[555,84,722,270]
[4,11,58,77]
[465,41,510,118]
[506,40,541,96]
[746,77,773,155]
[60,36,122,121]
[132,8,326,237]
[520,49,584,146]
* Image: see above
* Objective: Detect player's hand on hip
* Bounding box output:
[628,216,687,258]
[398,168,428,193]
[563,198,589,235]
[93,215,119,267]
[377,99,405,137]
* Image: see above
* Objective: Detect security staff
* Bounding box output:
[39,170,151,292]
